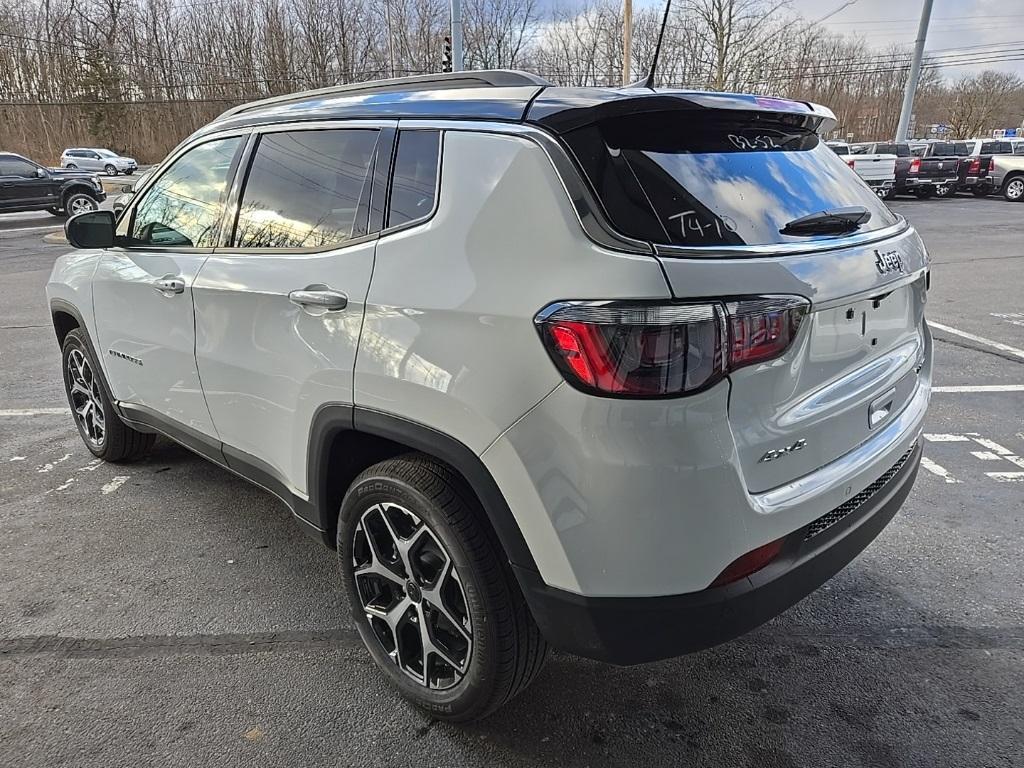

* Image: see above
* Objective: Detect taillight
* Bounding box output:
[709,537,786,587]
[535,297,809,398]
[846,158,856,169]
[909,158,921,174]
[968,157,981,174]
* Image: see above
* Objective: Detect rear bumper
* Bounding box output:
[517,443,921,665]
[904,177,958,187]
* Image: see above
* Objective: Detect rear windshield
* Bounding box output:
[931,142,969,156]
[873,143,911,157]
[981,141,1013,155]
[564,111,899,248]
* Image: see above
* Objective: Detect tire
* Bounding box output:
[338,453,548,722]
[63,192,98,216]
[124,169,134,176]
[47,206,65,217]
[971,186,992,197]
[61,329,155,462]
[104,164,117,176]
[1004,176,1024,202]
[936,182,958,198]
[65,163,77,169]
[883,186,897,200]
[913,187,934,199]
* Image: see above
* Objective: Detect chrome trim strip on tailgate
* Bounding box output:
[752,377,929,515]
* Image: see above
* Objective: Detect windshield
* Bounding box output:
[565,111,898,248]
[96,149,118,158]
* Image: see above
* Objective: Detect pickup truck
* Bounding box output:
[897,141,960,198]
[0,152,106,215]
[851,142,919,199]
[989,153,1024,201]
[827,141,896,199]
[951,139,1019,196]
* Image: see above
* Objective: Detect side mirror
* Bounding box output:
[35,167,47,178]
[66,210,116,249]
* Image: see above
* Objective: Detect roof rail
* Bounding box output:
[214,70,553,122]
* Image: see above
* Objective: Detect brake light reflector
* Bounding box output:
[535,297,808,398]
[909,157,921,174]
[709,537,786,588]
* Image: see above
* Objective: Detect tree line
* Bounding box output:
[1,0,1022,163]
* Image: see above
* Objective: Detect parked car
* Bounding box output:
[47,71,931,721]
[112,167,155,217]
[0,151,106,216]
[61,148,137,176]
[988,153,1024,201]
[827,141,896,198]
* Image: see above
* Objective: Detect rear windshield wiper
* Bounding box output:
[780,206,872,236]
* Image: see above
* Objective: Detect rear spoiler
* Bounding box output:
[526,88,837,136]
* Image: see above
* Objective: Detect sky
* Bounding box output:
[788,0,1024,77]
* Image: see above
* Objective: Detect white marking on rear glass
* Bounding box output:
[920,457,961,483]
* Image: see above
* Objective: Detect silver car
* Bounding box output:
[61,148,137,176]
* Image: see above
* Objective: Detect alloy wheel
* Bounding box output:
[1007,179,1024,201]
[68,196,97,215]
[67,348,105,446]
[352,502,473,690]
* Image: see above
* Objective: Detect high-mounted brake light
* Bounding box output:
[909,157,921,174]
[535,297,809,398]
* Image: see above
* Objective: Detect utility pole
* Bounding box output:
[450,0,464,72]
[895,0,933,142]
[384,0,396,78]
[623,0,632,85]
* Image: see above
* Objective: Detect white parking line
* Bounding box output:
[0,224,63,234]
[924,433,971,442]
[971,451,1003,461]
[933,385,1024,393]
[0,408,71,417]
[986,472,1024,483]
[929,321,1024,361]
[920,456,961,483]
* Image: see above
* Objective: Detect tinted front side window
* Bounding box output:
[130,136,241,248]
[233,129,378,249]
[387,130,441,229]
[0,158,36,176]
[566,111,899,248]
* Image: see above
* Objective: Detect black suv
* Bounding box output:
[0,152,106,217]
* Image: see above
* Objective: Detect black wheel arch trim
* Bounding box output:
[49,298,119,409]
[308,404,540,574]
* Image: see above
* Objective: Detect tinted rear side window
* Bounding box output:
[234,129,378,249]
[565,111,898,248]
[981,141,1013,155]
[386,130,441,229]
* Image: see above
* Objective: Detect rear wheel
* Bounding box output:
[883,186,897,200]
[1004,176,1024,202]
[61,329,155,461]
[338,454,548,722]
[936,182,958,198]
[65,163,77,169]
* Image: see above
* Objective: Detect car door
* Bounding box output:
[92,133,247,446]
[192,123,388,495]
[0,156,51,209]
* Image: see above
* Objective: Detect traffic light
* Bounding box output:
[442,36,452,73]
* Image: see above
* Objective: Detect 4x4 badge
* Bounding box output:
[874,249,905,276]
[759,438,807,463]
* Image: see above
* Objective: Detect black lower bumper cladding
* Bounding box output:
[516,443,922,665]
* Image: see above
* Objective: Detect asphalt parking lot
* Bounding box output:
[1,196,1022,767]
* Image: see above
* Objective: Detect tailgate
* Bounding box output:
[853,156,896,181]
[655,226,928,492]
[918,158,957,179]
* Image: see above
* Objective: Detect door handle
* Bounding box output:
[153,275,185,295]
[288,286,348,312]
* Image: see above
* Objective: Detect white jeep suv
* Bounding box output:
[46,71,932,721]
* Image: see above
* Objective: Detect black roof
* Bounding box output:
[201,70,837,139]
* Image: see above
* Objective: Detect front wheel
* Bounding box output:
[339,454,549,722]
[64,192,98,216]
[61,329,155,461]
[65,163,78,169]
[1004,176,1024,202]
[104,164,117,176]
